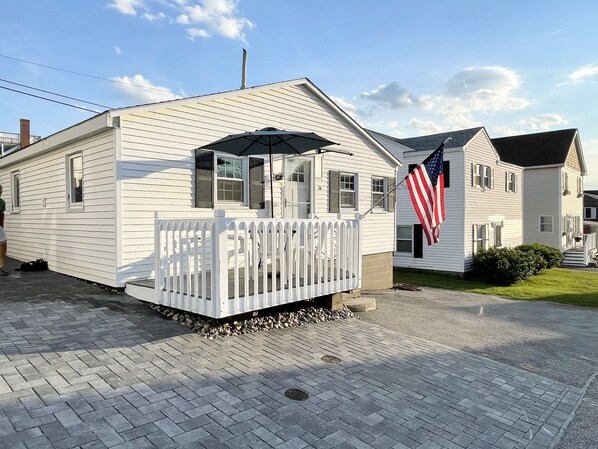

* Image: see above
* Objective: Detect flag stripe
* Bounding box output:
[405,144,446,246]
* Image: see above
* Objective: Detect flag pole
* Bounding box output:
[360,137,451,221]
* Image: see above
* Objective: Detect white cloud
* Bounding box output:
[143,11,166,21]
[518,113,568,131]
[114,46,122,55]
[330,96,357,115]
[111,74,182,103]
[107,0,145,15]
[564,64,598,85]
[108,0,253,42]
[361,81,421,110]
[407,119,446,134]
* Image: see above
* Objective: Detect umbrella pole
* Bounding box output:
[269,147,275,218]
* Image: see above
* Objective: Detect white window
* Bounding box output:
[585,207,597,220]
[340,173,356,209]
[474,224,488,253]
[506,172,516,192]
[216,155,244,203]
[473,164,492,189]
[372,177,386,210]
[396,225,412,253]
[540,216,553,233]
[11,171,20,212]
[562,172,570,194]
[494,224,503,247]
[67,153,83,206]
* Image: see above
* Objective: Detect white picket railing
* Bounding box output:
[584,233,597,264]
[154,211,362,318]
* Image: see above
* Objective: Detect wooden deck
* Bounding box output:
[128,266,354,300]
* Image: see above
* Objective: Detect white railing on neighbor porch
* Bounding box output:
[584,233,597,264]
[154,211,362,318]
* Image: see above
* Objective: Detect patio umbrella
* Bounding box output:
[199,127,338,217]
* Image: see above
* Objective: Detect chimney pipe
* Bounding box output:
[241,48,247,89]
[20,118,30,149]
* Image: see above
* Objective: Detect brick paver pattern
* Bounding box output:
[0,293,583,449]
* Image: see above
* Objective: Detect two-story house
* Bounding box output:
[492,129,592,266]
[370,127,524,274]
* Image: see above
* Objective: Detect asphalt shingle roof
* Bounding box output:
[492,129,578,167]
[395,127,484,152]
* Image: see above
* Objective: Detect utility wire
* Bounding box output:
[0,53,177,95]
[0,85,99,113]
[0,77,111,109]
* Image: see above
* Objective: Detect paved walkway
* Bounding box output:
[0,264,586,448]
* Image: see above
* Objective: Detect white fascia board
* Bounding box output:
[574,132,588,175]
[0,113,112,168]
[497,160,524,170]
[523,163,564,170]
[108,78,312,118]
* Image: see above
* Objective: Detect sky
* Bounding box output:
[1,0,597,187]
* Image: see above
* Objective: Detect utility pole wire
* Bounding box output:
[0,54,178,95]
[0,85,98,113]
[0,78,111,109]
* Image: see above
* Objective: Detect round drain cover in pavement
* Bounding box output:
[321,355,341,364]
[284,388,309,401]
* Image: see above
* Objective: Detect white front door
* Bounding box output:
[284,157,312,219]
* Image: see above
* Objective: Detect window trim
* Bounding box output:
[585,207,597,220]
[395,225,413,254]
[494,223,503,247]
[473,224,489,254]
[539,215,554,233]
[339,172,357,210]
[66,152,83,209]
[371,176,387,211]
[215,153,246,205]
[473,163,492,189]
[506,172,517,193]
[11,170,21,213]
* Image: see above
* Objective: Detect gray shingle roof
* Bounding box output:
[492,129,578,167]
[395,127,484,152]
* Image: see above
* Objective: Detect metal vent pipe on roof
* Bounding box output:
[241,48,247,89]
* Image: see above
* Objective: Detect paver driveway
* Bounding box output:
[0,265,586,448]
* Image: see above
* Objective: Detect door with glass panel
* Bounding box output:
[284,157,312,219]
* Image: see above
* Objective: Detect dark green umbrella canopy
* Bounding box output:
[200,127,338,217]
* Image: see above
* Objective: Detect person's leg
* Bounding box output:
[0,240,7,274]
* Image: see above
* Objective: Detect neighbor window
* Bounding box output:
[396,225,412,253]
[67,153,83,206]
[372,177,386,210]
[507,172,516,192]
[494,224,503,247]
[473,164,492,189]
[474,224,488,253]
[585,207,597,220]
[11,171,20,211]
[216,155,244,202]
[540,216,553,233]
[340,173,356,209]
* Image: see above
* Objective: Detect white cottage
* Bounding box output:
[0,78,400,317]
[370,127,524,273]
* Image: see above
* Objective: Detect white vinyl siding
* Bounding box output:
[521,167,560,248]
[0,130,117,286]
[117,83,397,282]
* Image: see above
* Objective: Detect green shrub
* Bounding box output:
[517,243,563,269]
[473,247,539,285]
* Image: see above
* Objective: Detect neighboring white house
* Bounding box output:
[0,78,400,299]
[584,191,598,235]
[370,127,524,273]
[492,129,592,265]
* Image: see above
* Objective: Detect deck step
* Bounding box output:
[344,296,376,312]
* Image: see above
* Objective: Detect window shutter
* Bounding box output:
[387,177,396,213]
[443,161,450,188]
[248,157,265,209]
[472,225,476,254]
[413,224,423,258]
[329,170,340,213]
[491,168,494,190]
[471,163,476,186]
[194,149,214,208]
[514,174,517,193]
[505,172,508,192]
[484,225,489,250]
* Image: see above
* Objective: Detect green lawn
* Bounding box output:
[393,267,598,307]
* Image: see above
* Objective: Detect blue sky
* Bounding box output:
[1,0,597,187]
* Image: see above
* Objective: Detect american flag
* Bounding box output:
[405,143,446,245]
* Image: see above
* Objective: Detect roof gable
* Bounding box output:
[394,127,484,152]
[492,129,581,169]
